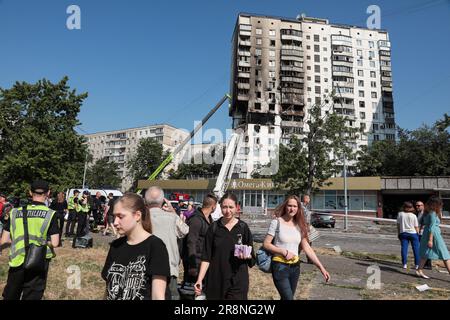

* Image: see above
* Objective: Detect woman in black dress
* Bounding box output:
[194,192,255,300]
[50,191,68,247]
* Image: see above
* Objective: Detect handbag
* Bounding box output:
[308,225,320,242]
[256,218,280,273]
[22,205,47,273]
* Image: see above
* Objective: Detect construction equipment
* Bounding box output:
[137,94,233,194]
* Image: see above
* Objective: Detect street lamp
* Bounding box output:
[82,152,88,189]
[343,151,348,231]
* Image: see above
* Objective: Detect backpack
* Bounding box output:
[256,218,280,273]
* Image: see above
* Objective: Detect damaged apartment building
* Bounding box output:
[229,13,396,178]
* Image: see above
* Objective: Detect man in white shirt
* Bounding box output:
[145,186,189,300]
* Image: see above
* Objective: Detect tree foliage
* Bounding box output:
[126,137,168,190]
[264,98,360,195]
[168,146,224,179]
[356,114,450,176]
[86,157,121,189]
[0,77,88,197]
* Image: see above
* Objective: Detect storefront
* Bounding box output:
[138,177,382,216]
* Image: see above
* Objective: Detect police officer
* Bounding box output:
[65,189,80,237]
[73,190,90,246]
[0,180,59,300]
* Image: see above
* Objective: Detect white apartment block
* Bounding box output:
[85,124,189,191]
[230,13,396,178]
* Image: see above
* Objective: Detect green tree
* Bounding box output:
[169,146,224,179]
[356,115,450,176]
[267,98,360,195]
[126,137,168,190]
[86,157,121,189]
[0,77,88,197]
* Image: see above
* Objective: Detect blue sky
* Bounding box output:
[0,0,449,140]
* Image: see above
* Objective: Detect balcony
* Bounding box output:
[280,56,303,64]
[239,30,251,37]
[383,106,394,113]
[380,55,391,61]
[281,87,303,94]
[281,65,303,73]
[281,120,304,127]
[381,65,391,71]
[239,40,251,46]
[237,83,250,90]
[238,72,250,78]
[238,50,251,57]
[281,45,302,51]
[281,34,302,41]
[331,35,352,46]
[281,96,304,105]
[381,76,392,82]
[332,60,354,68]
[378,40,391,50]
[281,49,303,57]
[385,117,396,124]
[332,70,354,78]
[238,61,251,67]
[281,76,303,83]
[237,94,249,101]
[334,103,355,110]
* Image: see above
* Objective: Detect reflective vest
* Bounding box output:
[77,198,90,213]
[68,196,77,210]
[9,204,56,268]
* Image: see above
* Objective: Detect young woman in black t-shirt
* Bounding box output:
[101,193,170,300]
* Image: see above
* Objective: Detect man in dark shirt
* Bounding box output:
[0,180,60,300]
[92,192,104,230]
[182,193,217,285]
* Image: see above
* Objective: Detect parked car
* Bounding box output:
[311,211,336,228]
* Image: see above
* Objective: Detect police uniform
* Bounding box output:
[74,192,90,241]
[65,192,79,237]
[2,201,59,300]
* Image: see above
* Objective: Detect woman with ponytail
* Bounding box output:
[101,193,170,300]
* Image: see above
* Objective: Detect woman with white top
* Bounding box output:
[397,201,420,269]
[263,195,330,300]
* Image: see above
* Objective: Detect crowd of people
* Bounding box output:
[0,180,449,301]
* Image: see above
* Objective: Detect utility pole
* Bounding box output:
[82,153,88,189]
[344,152,348,231]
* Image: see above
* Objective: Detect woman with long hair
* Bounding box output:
[396,201,420,269]
[50,191,68,247]
[101,193,170,300]
[263,195,330,300]
[194,192,255,300]
[416,196,450,279]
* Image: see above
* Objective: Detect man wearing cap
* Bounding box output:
[65,189,80,237]
[0,180,60,300]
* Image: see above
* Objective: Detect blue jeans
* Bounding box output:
[271,261,300,300]
[399,232,420,266]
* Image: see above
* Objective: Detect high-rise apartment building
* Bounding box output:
[230,13,395,178]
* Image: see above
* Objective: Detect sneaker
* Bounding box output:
[415,265,419,270]
[403,264,408,269]
[415,270,430,279]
